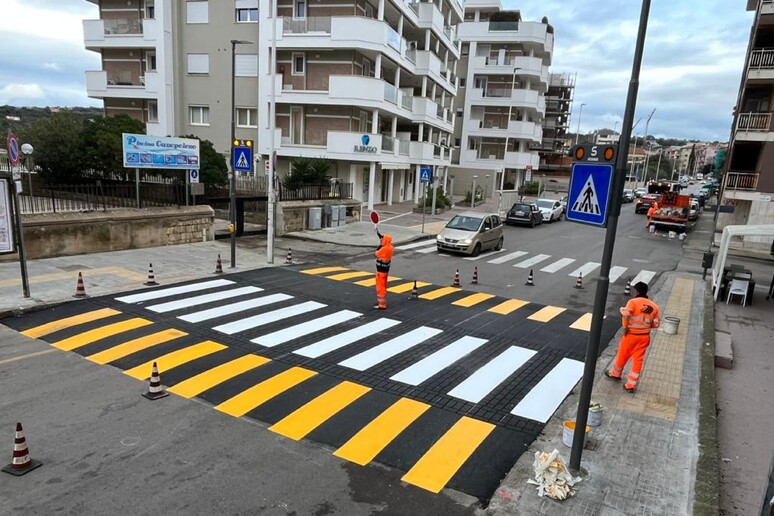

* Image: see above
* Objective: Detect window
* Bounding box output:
[147,100,158,122]
[294,0,306,18]
[186,0,209,23]
[189,105,209,126]
[474,77,486,89]
[145,51,157,72]
[187,53,209,74]
[456,108,463,117]
[459,78,466,88]
[235,54,258,76]
[362,58,371,77]
[236,8,258,22]
[461,43,469,56]
[292,53,305,75]
[454,138,460,147]
[145,0,155,19]
[236,107,258,127]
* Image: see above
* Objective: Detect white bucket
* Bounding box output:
[662,316,680,335]
[678,233,686,241]
[668,231,676,239]
[588,408,604,427]
[562,421,589,448]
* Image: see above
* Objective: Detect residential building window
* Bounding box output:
[292,53,305,75]
[186,0,209,23]
[189,105,209,126]
[456,108,463,117]
[454,138,460,148]
[294,0,306,18]
[235,54,258,76]
[145,51,157,72]
[236,8,258,22]
[461,43,469,56]
[459,78,466,88]
[145,0,155,19]
[147,100,158,122]
[362,58,371,77]
[187,53,209,74]
[237,107,258,127]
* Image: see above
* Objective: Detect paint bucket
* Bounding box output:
[562,421,589,448]
[668,231,676,239]
[662,316,680,335]
[588,407,604,427]
[678,233,686,241]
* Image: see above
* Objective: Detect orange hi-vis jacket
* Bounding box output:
[620,297,660,335]
[375,234,394,273]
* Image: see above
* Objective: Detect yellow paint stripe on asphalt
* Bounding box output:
[52,318,153,351]
[168,354,271,398]
[452,293,495,308]
[354,275,401,287]
[333,398,430,466]
[215,367,317,418]
[123,341,227,380]
[301,267,350,275]
[527,305,567,322]
[488,299,529,315]
[85,329,189,365]
[269,381,371,440]
[326,271,373,281]
[388,281,430,293]
[569,313,593,331]
[401,417,495,493]
[21,308,122,339]
[419,287,460,300]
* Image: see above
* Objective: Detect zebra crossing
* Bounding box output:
[397,240,656,283]
[2,269,616,500]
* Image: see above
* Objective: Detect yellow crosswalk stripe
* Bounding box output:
[387,281,430,293]
[452,292,495,307]
[401,417,495,493]
[527,305,567,322]
[418,286,460,300]
[301,267,350,275]
[21,308,121,339]
[123,341,227,380]
[326,271,373,281]
[269,381,371,440]
[168,354,270,398]
[488,299,529,315]
[52,318,153,351]
[215,367,317,418]
[86,329,188,365]
[333,398,430,466]
[569,313,593,331]
[355,275,401,287]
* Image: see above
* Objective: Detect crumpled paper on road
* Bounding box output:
[526,449,581,500]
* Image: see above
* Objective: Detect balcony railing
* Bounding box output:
[384,82,399,104]
[725,172,759,191]
[401,93,412,110]
[382,135,395,152]
[750,48,774,69]
[408,1,419,14]
[398,140,410,155]
[283,16,331,33]
[104,17,143,35]
[405,48,416,63]
[737,112,771,131]
[488,21,519,31]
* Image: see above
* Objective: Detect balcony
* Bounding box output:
[85,70,154,99]
[411,96,453,131]
[735,112,774,141]
[748,48,774,81]
[83,17,159,49]
[725,172,759,191]
[468,87,543,110]
[466,119,542,141]
[415,2,460,56]
[458,20,551,46]
[763,0,774,15]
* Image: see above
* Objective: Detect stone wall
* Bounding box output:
[276,200,361,235]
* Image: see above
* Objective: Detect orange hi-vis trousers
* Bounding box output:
[609,332,651,390]
[375,271,388,308]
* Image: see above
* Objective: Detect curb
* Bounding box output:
[282,232,432,248]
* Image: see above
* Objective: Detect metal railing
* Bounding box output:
[104,17,143,35]
[725,172,759,191]
[382,136,395,152]
[18,183,184,215]
[408,1,419,14]
[278,182,353,201]
[405,48,416,63]
[384,82,398,104]
[489,21,519,31]
[401,92,412,110]
[737,112,771,131]
[398,140,410,155]
[750,48,774,69]
[283,16,331,33]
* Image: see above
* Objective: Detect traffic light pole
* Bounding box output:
[569,0,651,472]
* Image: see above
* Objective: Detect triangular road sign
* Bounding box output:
[235,151,249,170]
[572,175,601,215]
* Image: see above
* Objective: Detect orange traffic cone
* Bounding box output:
[142,362,169,400]
[285,249,293,264]
[526,269,534,286]
[574,273,583,289]
[624,278,632,296]
[471,267,479,285]
[214,254,223,274]
[144,263,158,286]
[2,422,42,476]
[451,269,461,287]
[73,272,87,298]
[411,280,419,300]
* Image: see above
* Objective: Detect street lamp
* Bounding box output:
[574,103,586,145]
[229,39,253,269]
[613,120,619,135]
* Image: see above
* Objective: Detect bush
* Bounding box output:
[519,181,539,196]
[422,185,451,208]
[463,185,485,204]
[283,157,332,190]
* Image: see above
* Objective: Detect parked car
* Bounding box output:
[623,189,635,203]
[688,199,700,221]
[635,194,661,214]
[436,212,504,256]
[506,202,543,228]
[559,195,568,213]
[535,198,564,222]
[634,188,648,198]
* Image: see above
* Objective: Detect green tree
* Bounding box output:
[18,111,85,183]
[283,157,332,189]
[81,114,145,179]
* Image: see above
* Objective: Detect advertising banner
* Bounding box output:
[122,134,200,170]
[0,179,15,254]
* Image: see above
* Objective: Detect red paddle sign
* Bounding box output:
[370,211,380,224]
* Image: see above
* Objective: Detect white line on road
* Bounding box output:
[178,294,292,323]
[116,279,234,304]
[630,270,656,286]
[293,318,402,358]
[540,258,576,274]
[389,336,488,386]
[510,358,584,423]
[513,254,552,269]
[447,346,536,403]
[252,310,362,347]
[147,286,263,313]
[396,240,437,250]
[609,266,629,283]
[338,326,442,371]
[213,301,325,335]
[464,249,506,261]
[487,250,527,265]
[568,262,601,277]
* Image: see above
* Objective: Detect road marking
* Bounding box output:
[300,266,350,275]
[215,367,317,418]
[513,254,552,269]
[354,275,401,287]
[486,250,527,265]
[418,287,460,300]
[334,398,430,466]
[390,336,488,386]
[396,240,437,250]
[269,381,371,440]
[540,258,576,273]
[21,308,121,339]
[338,326,443,371]
[167,354,271,398]
[401,417,495,493]
[510,358,584,422]
[452,293,495,307]
[488,299,529,315]
[388,281,430,294]
[569,313,593,331]
[213,301,325,335]
[416,245,439,254]
[146,287,263,313]
[447,346,536,403]
[326,271,373,281]
[0,349,56,366]
[86,329,188,365]
[179,294,292,323]
[568,262,601,278]
[527,306,566,322]
[52,318,153,351]
[293,318,401,358]
[630,270,656,286]
[123,340,227,380]
[609,266,629,283]
[115,279,235,304]
[464,249,506,261]
[251,310,361,347]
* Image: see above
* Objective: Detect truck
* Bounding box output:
[647,182,691,232]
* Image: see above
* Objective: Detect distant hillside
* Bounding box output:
[1,105,104,134]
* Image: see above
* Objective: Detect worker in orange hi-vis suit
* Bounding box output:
[646,205,656,228]
[605,281,661,393]
[373,230,394,310]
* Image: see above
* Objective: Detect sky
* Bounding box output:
[0,0,755,141]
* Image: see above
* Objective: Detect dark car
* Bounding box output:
[506,202,542,227]
[635,194,660,214]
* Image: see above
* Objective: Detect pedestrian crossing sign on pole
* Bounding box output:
[232,139,253,174]
[419,166,432,183]
[566,163,613,227]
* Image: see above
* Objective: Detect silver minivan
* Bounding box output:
[436,212,504,256]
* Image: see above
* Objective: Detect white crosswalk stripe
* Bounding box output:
[630,270,656,286]
[213,301,326,335]
[178,293,293,323]
[609,266,629,283]
[513,254,552,269]
[464,249,506,261]
[396,240,437,250]
[252,310,361,347]
[568,262,601,278]
[510,358,584,423]
[416,245,439,254]
[540,258,576,273]
[447,346,536,403]
[338,326,442,371]
[390,336,488,386]
[294,318,402,358]
[487,250,527,265]
[147,286,263,313]
[116,279,234,304]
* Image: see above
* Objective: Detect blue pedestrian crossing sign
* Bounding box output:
[232,139,253,173]
[419,166,432,183]
[566,163,614,227]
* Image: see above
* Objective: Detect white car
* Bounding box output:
[535,198,563,223]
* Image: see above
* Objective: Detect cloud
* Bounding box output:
[0,83,45,102]
[42,62,62,72]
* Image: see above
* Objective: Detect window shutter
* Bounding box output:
[235,54,258,77]
[235,0,258,8]
[187,54,209,74]
[186,1,209,23]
